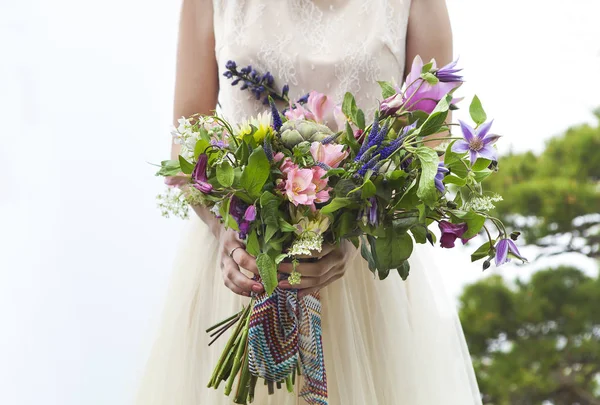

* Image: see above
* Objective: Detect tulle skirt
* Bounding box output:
[135,215,482,405]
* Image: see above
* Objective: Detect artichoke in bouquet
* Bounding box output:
[280,120,334,148]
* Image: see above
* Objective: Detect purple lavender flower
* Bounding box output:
[495,238,527,266]
[358,155,378,176]
[434,60,464,83]
[210,139,228,148]
[269,98,283,131]
[225,60,237,70]
[356,116,379,161]
[435,163,449,193]
[438,221,468,248]
[366,121,390,150]
[192,154,212,193]
[452,120,501,165]
[263,135,274,162]
[297,93,309,104]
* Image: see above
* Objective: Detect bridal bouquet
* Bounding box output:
[155,57,526,404]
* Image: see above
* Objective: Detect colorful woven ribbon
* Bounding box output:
[247,283,328,405]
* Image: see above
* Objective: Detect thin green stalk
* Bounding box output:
[206,310,242,334]
[224,310,251,395]
[248,375,258,403]
[285,374,294,393]
[233,354,252,404]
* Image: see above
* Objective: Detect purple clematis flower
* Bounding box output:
[368,198,378,226]
[434,60,464,83]
[438,220,468,249]
[244,205,257,222]
[192,154,213,193]
[452,120,501,165]
[403,56,463,114]
[435,163,449,193]
[495,238,527,266]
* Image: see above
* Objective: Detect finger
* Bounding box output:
[223,276,249,297]
[298,273,343,298]
[278,256,334,277]
[278,274,323,290]
[223,257,264,294]
[293,243,336,260]
[231,247,259,274]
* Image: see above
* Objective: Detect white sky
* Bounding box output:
[0,1,599,404]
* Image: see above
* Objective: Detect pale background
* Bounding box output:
[1,0,599,404]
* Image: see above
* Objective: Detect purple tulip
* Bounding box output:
[438,220,468,249]
[452,120,501,165]
[435,163,449,193]
[192,154,213,193]
[495,238,527,266]
[244,205,257,222]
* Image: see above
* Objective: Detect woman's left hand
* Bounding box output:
[277,240,354,298]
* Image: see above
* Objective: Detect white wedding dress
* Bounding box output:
[136,1,482,404]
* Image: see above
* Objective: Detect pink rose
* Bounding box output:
[285,168,317,206]
[310,142,349,169]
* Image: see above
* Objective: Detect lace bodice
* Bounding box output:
[212,0,411,124]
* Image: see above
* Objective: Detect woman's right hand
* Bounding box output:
[219,229,264,297]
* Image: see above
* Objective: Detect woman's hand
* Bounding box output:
[277,240,354,298]
[219,229,264,297]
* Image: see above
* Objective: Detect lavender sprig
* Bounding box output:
[223,60,289,105]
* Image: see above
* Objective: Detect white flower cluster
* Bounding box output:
[171,116,226,162]
[464,193,503,212]
[288,232,324,256]
[156,187,190,219]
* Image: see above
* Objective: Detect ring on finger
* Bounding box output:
[229,246,243,258]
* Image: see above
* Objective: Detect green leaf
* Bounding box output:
[370,228,414,272]
[279,218,297,233]
[356,109,366,130]
[235,140,250,166]
[378,268,391,280]
[469,95,487,125]
[392,216,420,233]
[397,260,410,280]
[335,211,356,239]
[421,61,434,74]
[414,147,440,207]
[194,137,210,160]
[473,168,493,183]
[220,198,238,231]
[342,92,355,119]
[246,230,260,257]
[443,175,467,186]
[156,159,181,176]
[260,192,280,243]
[386,170,408,181]
[421,72,439,85]
[216,161,234,187]
[256,253,278,295]
[377,81,396,99]
[345,122,360,155]
[453,211,486,239]
[410,224,428,244]
[471,240,495,262]
[472,158,492,172]
[274,254,288,265]
[323,168,346,178]
[444,142,469,179]
[321,197,353,214]
[360,237,377,275]
[361,180,377,199]
[240,147,270,198]
[415,94,451,137]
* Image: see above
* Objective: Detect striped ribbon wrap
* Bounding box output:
[247,285,328,405]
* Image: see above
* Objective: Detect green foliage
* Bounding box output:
[240,147,270,199]
[459,267,600,404]
[485,118,600,258]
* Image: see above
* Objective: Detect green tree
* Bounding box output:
[460,267,600,404]
[484,113,600,259]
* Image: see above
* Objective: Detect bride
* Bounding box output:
[137,0,482,404]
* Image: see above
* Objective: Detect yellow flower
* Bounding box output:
[289,207,330,236]
[235,112,273,143]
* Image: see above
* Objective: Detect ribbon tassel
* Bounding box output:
[247,286,328,405]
